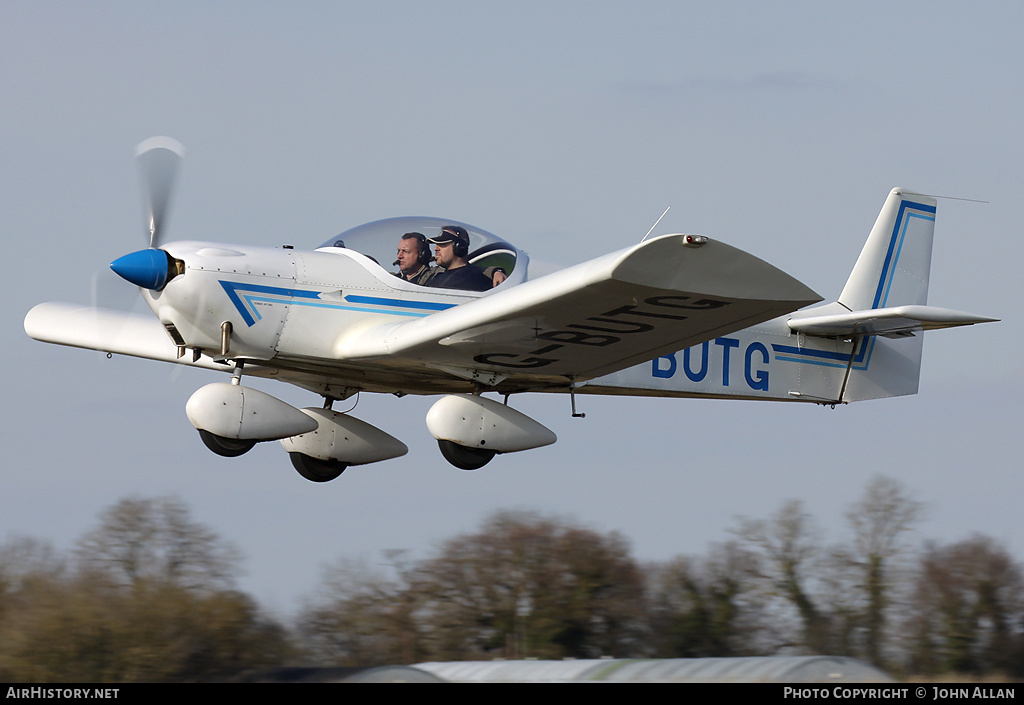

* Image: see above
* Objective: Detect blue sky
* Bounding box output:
[3,1,1020,615]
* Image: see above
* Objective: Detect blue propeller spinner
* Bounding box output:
[110,248,172,290]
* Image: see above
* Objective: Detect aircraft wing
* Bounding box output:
[336,234,822,387]
[24,303,226,371]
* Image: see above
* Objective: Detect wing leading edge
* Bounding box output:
[335,233,822,388]
[24,303,226,371]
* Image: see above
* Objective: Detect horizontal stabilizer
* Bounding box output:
[788,305,998,338]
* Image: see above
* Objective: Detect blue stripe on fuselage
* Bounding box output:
[218,281,457,327]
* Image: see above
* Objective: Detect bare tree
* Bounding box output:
[299,553,425,666]
[843,475,924,666]
[75,496,241,592]
[735,499,831,652]
[414,510,647,660]
[646,541,769,657]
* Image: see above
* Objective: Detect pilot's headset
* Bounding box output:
[441,225,470,258]
[404,232,433,265]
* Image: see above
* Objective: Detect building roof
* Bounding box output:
[414,656,894,683]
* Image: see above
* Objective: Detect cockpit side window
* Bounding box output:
[318,217,527,288]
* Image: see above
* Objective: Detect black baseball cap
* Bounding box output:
[428,225,469,247]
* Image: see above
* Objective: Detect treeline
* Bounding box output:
[1,478,1021,681]
[0,498,291,681]
[299,477,1024,677]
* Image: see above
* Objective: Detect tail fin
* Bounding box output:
[839,189,934,400]
[788,189,991,402]
[839,188,936,311]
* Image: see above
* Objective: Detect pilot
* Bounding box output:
[426,226,493,292]
[394,232,437,286]
[485,267,507,286]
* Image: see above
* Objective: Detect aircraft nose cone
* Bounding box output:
[110,248,171,290]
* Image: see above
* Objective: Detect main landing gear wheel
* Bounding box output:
[198,429,257,457]
[289,453,348,483]
[438,440,496,470]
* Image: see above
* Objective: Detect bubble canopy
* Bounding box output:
[317,216,526,287]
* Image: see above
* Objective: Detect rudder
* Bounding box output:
[839,188,936,311]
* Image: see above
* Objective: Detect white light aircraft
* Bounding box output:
[24,138,997,481]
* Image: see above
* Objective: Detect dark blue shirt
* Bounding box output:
[428,265,492,292]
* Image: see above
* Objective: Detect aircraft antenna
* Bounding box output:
[640,207,671,242]
[901,191,989,204]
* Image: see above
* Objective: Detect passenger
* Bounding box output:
[427,226,493,292]
[393,232,437,286]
